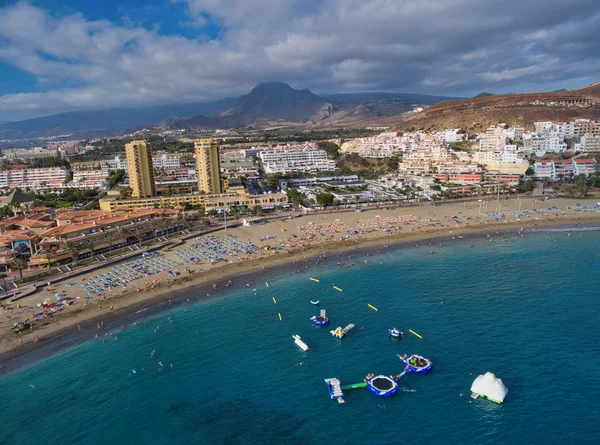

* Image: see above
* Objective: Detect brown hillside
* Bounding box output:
[399,82,600,131]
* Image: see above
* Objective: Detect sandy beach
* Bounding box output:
[1,196,599,370]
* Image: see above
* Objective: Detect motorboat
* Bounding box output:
[389,328,403,337]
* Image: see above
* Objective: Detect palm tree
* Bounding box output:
[150,220,159,240]
[161,214,170,239]
[65,241,80,266]
[117,226,128,249]
[86,238,96,259]
[106,232,115,256]
[176,213,185,234]
[10,256,28,279]
[134,228,145,247]
[40,245,57,270]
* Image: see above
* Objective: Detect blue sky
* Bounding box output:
[1,0,599,121]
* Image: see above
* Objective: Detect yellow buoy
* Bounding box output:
[272,297,277,304]
[310,278,320,283]
[409,329,423,339]
[265,282,269,288]
[333,286,343,292]
[278,313,282,321]
[368,304,378,311]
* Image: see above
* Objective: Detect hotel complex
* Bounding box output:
[99,138,288,212]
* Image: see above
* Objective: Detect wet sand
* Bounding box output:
[1,196,598,374]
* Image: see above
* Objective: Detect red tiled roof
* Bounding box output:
[40,209,176,237]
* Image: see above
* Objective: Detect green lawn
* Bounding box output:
[15,268,61,285]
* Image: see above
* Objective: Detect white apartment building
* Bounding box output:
[152,153,181,169]
[72,169,108,189]
[436,129,463,144]
[534,159,598,181]
[258,145,336,173]
[573,159,598,175]
[534,160,553,179]
[398,144,451,174]
[534,121,575,138]
[110,156,128,170]
[523,134,567,155]
[341,134,403,158]
[479,127,506,152]
[581,135,600,151]
[0,167,67,190]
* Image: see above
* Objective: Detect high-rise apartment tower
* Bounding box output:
[125,140,156,198]
[195,138,222,194]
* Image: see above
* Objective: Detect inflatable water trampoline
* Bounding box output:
[367,375,399,397]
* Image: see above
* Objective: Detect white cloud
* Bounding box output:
[0,0,599,120]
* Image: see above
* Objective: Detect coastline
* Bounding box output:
[1,213,599,376]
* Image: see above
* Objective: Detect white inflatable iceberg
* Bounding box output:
[470,372,508,404]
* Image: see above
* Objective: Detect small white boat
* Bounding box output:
[389,328,403,338]
[310,300,320,305]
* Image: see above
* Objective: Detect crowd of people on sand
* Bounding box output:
[4,201,598,349]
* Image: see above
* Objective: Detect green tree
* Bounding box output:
[161,215,171,239]
[65,241,80,266]
[384,156,399,171]
[285,188,304,207]
[86,239,96,259]
[107,169,126,188]
[317,141,340,159]
[119,187,133,199]
[10,256,28,279]
[316,193,335,207]
[40,245,57,270]
[134,228,145,247]
[117,226,128,249]
[575,174,589,197]
[106,232,115,256]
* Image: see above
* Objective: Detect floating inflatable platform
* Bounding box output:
[399,354,433,374]
[367,375,399,397]
[311,309,330,326]
[324,378,345,403]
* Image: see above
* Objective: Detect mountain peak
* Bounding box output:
[221,82,327,122]
[251,82,295,92]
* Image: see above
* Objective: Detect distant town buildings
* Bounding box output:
[3,148,61,161]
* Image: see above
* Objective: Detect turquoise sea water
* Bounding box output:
[1,230,600,444]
